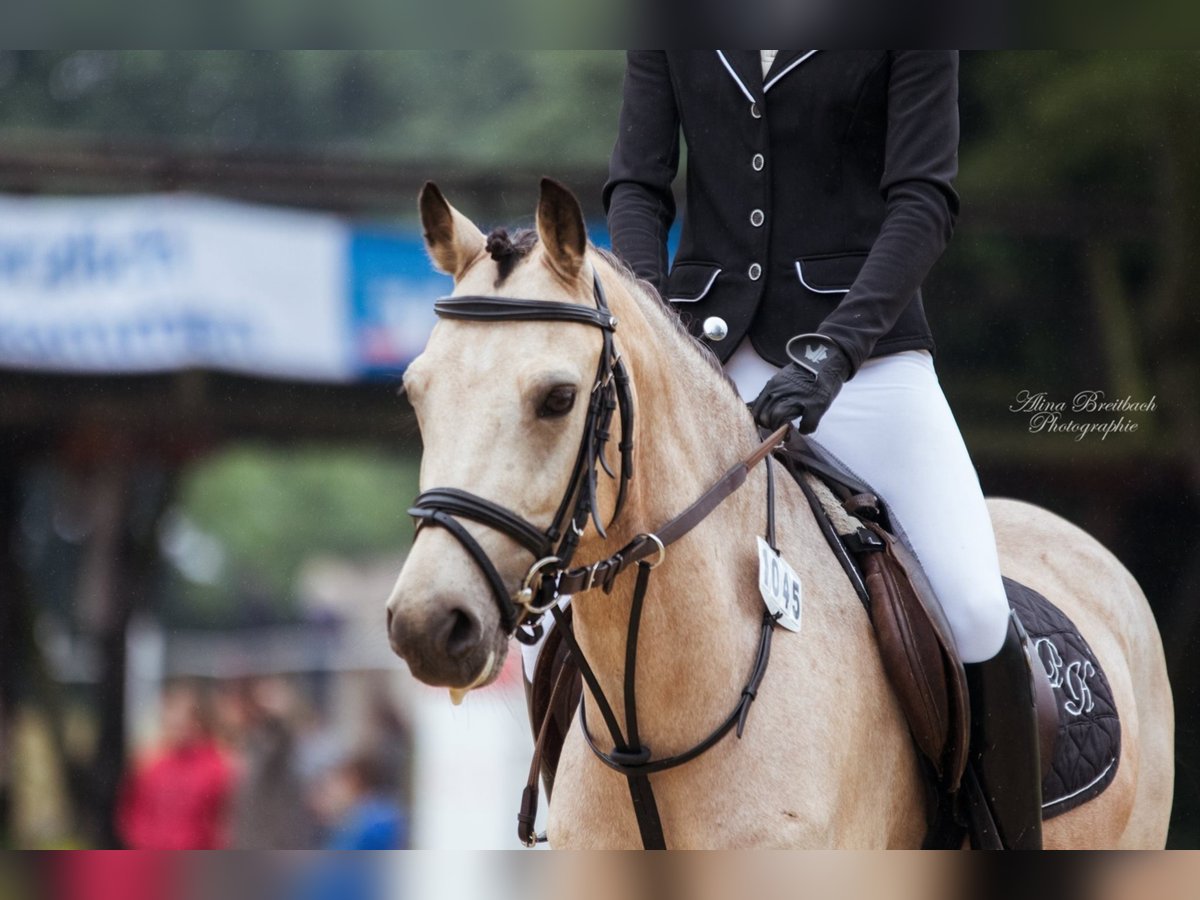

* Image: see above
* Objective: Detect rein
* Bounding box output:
[408,267,789,848]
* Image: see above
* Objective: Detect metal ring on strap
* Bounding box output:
[514,556,562,616]
[641,533,666,569]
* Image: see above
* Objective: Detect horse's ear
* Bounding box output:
[536,177,587,283]
[419,182,485,280]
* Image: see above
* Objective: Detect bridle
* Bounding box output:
[407,264,789,849]
[408,269,635,643]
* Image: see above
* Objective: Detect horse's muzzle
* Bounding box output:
[386,595,499,687]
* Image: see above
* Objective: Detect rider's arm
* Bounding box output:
[815,51,961,375]
[602,51,680,297]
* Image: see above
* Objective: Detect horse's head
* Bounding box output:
[387,179,620,690]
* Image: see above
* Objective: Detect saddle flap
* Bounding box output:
[859,520,971,793]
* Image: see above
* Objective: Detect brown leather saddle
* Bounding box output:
[773,432,1059,843]
[525,429,1060,847]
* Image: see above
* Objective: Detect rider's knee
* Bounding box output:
[947,587,1010,664]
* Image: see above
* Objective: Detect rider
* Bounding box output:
[603,51,1042,848]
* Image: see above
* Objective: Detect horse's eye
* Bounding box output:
[538,385,577,419]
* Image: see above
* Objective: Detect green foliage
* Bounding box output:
[0,50,626,168]
[171,444,419,620]
[960,50,1200,196]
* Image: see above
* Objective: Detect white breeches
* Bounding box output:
[726,337,1009,663]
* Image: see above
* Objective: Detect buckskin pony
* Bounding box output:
[385,179,1174,849]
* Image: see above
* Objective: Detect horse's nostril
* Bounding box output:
[386,607,394,634]
[443,607,481,659]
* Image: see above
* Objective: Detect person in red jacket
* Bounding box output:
[45,853,179,900]
[116,682,235,850]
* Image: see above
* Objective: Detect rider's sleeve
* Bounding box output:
[816,51,961,376]
[602,51,680,297]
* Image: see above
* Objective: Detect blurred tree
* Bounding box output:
[959,51,1200,482]
[956,51,1200,848]
[0,51,625,167]
[169,446,419,624]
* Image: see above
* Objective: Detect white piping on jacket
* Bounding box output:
[795,259,852,294]
[715,50,757,104]
[764,51,820,92]
[667,266,722,303]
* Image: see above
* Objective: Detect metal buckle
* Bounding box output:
[581,561,601,593]
[514,556,562,616]
[592,353,621,394]
[603,353,622,388]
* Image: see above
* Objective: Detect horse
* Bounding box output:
[385,178,1175,848]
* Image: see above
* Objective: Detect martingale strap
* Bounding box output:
[516,424,789,849]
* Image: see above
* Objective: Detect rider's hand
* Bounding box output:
[751,334,853,434]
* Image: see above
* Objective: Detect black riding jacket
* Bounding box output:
[603,50,960,375]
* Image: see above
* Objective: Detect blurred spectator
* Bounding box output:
[228,677,318,849]
[361,681,414,810]
[115,682,234,850]
[45,853,180,900]
[311,752,408,850]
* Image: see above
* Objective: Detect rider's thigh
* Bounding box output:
[808,350,1010,663]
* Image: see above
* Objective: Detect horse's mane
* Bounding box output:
[484,227,740,400]
[591,246,742,399]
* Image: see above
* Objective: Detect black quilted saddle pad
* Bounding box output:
[1003,576,1121,819]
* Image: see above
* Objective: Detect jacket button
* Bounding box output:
[750,102,762,119]
[750,209,764,227]
[702,317,729,341]
[752,153,764,171]
[748,263,762,281]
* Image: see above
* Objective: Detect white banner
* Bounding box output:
[0,193,356,381]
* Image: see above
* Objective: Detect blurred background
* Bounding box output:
[0,50,1196,850]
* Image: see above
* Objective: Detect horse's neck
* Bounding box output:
[557,269,924,845]
[568,273,820,751]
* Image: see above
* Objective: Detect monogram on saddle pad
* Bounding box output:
[528,430,1122,849]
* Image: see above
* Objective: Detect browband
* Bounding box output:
[434,296,618,331]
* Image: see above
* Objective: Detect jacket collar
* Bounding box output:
[762,50,820,92]
[715,50,763,103]
[716,50,820,104]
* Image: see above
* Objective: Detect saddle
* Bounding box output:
[776,430,1125,845]
[775,431,1058,846]
[526,429,1121,847]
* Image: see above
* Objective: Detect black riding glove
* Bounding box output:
[751,334,853,434]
